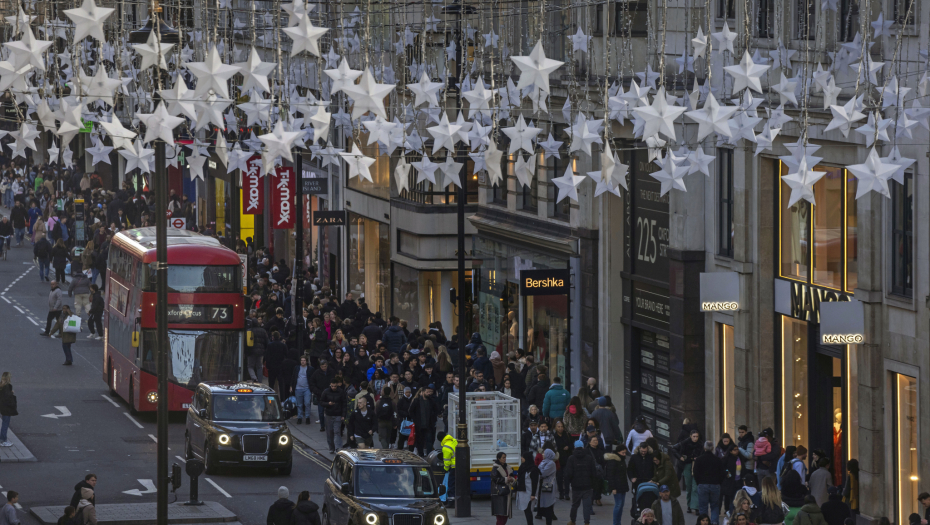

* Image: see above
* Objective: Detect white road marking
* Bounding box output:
[123,412,144,429]
[40,406,72,419]
[13,306,23,314]
[27,317,38,325]
[122,479,157,496]
[1,297,9,304]
[101,394,121,407]
[175,455,187,463]
[149,434,157,442]
[204,478,232,498]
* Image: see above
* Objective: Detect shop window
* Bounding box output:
[891,174,913,297]
[717,149,734,258]
[525,294,569,384]
[757,0,775,37]
[781,316,808,446]
[894,374,919,523]
[348,214,391,315]
[519,162,538,213]
[717,0,735,19]
[347,133,391,200]
[392,263,420,331]
[545,154,571,221]
[797,0,816,39]
[779,162,857,293]
[717,323,735,437]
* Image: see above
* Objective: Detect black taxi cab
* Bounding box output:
[323,449,448,525]
[185,381,295,475]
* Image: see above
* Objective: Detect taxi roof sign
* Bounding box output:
[236,388,253,393]
[382,458,403,464]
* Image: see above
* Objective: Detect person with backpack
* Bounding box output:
[564,440,596,525]
[74,488,97,525]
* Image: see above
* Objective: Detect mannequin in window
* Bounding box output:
[833,408,843,486]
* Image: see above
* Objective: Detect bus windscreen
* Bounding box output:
[142,330,240,388]
[145,265,240,293]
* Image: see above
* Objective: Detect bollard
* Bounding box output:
[184,458,206,506]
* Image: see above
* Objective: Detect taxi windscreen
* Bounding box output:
[212,395,281,421]
[355,466,435,497]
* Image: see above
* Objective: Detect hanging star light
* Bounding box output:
[427,114,463,155]
[587,143,628,197]
[484,142,505,186]
[187,154,208,181]
[854,112,892,147]
[463,77,495,118]
[824,97,865,138]
[259,121,302,164]
[324,57,363,94]
[234,47,276,93]
[439,155,464,188]
[412,155,439,184]
[408,72,444,108]
[847,148,898,199]
[282,14,328,56]
[501,115,541,155]
[782,156,826,206]
[822,77,842,108]
[64,0,114,42]
[514,155,535,188]
[138,102,184,145]
[79,66,122,105]
[632,87,687,141]
[227,143,252,173]
[685,148,715,176]
[772,73,799,106]
[159,77,198,121]
[119,139,155,174]
[186,44,239,99]
[552,164,586,203]
[342,69,395,119]
[282,0,311,27]
[86,136,113,165]
[55,99,84,147]
[237,91,273,127]
[568,27,591,54]
[881,146,916,185]
[511,40,564,94]
[711,23,737,54]
[691,27,708,59]
[194,94,232,130]
[4,26,52,71]
[651,150,690,196]
[635,65,661,91]
[568,113,601,156]
[754,124,780,156]
[340,144,376,182]
[131,30,175,70]
[724,51,770,94]
[394,156,411,193]
[98,114,136,150]
[684,93,737,141]
[538,133,563,159]
[307,105,331,143]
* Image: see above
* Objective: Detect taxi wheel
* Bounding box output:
[278,459,292,476]
[204,443,217,475]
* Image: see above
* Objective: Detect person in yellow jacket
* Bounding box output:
[440,431,457,508]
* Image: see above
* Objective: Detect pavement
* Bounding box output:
[30,501,239,524]
[0,429,37,462]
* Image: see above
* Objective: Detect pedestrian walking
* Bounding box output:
[565,440,596,525]
[347,396,375,448]
[51,239,70,283]
[675,429,703,513]
[376,386,395,448]
[41,280,63,336]
[842,460,858,514]
[10,200,27,245]
[86,285,103,340]
[291,356,312,424]
[49,305,77,365]
[514,451,540,525]
[320,378,346,453]
[794,496,827,525]
[693,441,725,525]
[439,431,457,507]
[0,372,16,447]
[606,444,630,525]
[626,416,655,453]
[652,447,681,499]
[651,485,685,525]
[1,491,20,525]
[69,474,97,508]
[541,376,570,421]
[491,452,515,525]
[535,449,558,525]
[56,507,75,525]
[753,477,787,525]
[821,487,851,525]
[265,331,288,394]
[68,271,92,317]
[553,420,574,499]
[721,441,743,513]
[74,488,97,525]
[267,487,295,525]
[291,491,320,525]
[628,441,656,494]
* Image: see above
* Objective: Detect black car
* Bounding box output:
[185,381,295,475]
[323,449,448,525]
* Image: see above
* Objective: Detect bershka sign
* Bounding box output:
[270,166,295,229]
[520,269,571,296]
[242,156,264,214]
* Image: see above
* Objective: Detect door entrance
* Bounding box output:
[809,326,846,487]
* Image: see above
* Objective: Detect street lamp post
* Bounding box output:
[128,7,180,525]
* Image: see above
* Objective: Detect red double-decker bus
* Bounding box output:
[103,227,246,412]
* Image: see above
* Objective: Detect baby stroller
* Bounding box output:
[630,481,661,521]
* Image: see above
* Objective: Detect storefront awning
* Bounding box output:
[468,212,578,257]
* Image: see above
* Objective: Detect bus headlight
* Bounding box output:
[218,434,230,445]
[146,391,158,403]
[434,514,446,525]
[364,513,378,525]
[278,434,290,446]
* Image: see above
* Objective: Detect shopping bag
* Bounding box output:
[407,424,416,446]
[63,315,82,333]
[399,419,414,436]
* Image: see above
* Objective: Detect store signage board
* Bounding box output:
[632,281,670,328]
[302,177,328,195]
[774,278,853,323]
[313,210,347,226]
[699,271,740,311]
[520,269,571,296]
[241,156,264,214]
[270,166,295,229]
[820,300,865,344]
[625,156,670,283]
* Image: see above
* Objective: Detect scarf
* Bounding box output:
[538,449,557,478]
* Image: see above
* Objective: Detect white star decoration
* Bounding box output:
[64,0,114,42]
[847,148,898,199]
[511,40,564,94]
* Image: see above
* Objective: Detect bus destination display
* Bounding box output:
[166,305,234,324]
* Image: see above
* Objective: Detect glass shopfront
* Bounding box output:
[717,323,735,438]
[348,212,390,315]
[894,374,919,523]
[392,263,420,330]
[473,236,572,387]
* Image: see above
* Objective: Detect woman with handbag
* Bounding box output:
[49,305,78,365]
[588,434,606,506]
[491,452,515,525]
[515,451,540,525]
[537,449,558,525]
[0,372,16,447]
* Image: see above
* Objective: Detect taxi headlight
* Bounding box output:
[364,512,378,525]
[434,514,446,525]
[218,434,230,445]
[278,434,290,446]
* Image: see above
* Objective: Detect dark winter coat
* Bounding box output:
[264,341,288,372]
[752,502,787,525]
[627,451,656,484]
[820,495,851,525]
[89,290,105,316]
[309,367,336,398]
[52,244,70,269]
[591,406,623,445]
[69,480,94,508]
[652,452,681,498]
[267,498,295,525]
[33,237,52,259]
[525,375,550,411]
[781,469,809,507]
[291,500,321,525]
[490,460,513,517]
[249,326,269,357]
[564,447,596,491]
[795,503,828,525]
[320,387,346,417]
[605,452,629,494]
[0,384,17,418]
[651,498,685,525]
[382,325,406,354]
[347,408,377,439]
[408,394,438,429]
[692,451,725,485]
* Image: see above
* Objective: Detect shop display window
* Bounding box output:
[525,295,569,383]
[781,316,808,446]
[348,214,390,314]
[895,374,919,523]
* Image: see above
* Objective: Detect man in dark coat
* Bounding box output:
[628,442,656,492]
[408,387,439,456]
[692,441,725,524]
[361,317,383,351]
[320,379,346,453]
[267,486,295,525]
[69,473,97,508]
[264,332,288,394]
[525,369,550,411]
[820,487,851,525]
[564,440,596,525]
[339,292,359,320]
[382,317,406,354]
[309,361,336,431]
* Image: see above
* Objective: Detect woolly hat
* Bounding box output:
[278,486,289,499]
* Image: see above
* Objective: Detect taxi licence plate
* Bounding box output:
[243,455,268,461]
